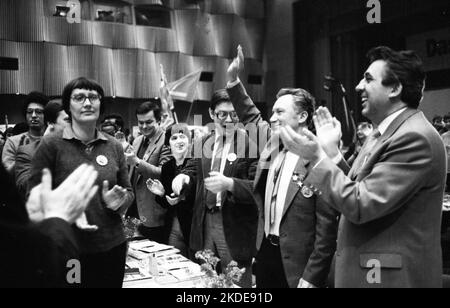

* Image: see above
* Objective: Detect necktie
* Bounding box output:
[353,129,381,174]
[206,137,224,209]
[137,137,149,159]
[269,150,288,226]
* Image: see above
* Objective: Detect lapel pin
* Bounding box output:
[301,186,314,199]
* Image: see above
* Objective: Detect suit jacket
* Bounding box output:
[130,130,171,227]
[228,82,339,288]
[305,108,446,288]
[183,129,259,265]
[15,140,40,199]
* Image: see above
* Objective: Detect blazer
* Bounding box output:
[130,130,171,228]
[228,82,339,288]
[182,129,259,265]
[305,108,447,288]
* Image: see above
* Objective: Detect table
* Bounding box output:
[123,240,204,288]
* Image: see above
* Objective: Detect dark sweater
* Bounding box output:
[29,126,134,254]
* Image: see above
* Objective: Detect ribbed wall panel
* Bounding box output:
[173,10,197,54]
[210,14,233,58]
[43,43,70,96]
[177,53,195,82]
[192,56,215,101]
[67,21,94,46]
[0,0,18,41]
[112,49,137,98]
[92,22,114,48]
[244,59,264,102]
[16,0,46,42]
[67,45,94,81]
[112,24,137,49]
[154,27,179,52]
[17,42,44,94]
[92,46,114,97]
[135,50,159,98]
[45,17,69,44]
[193,12,217,57]
[136,26,157,50]
[232,0,264,20]
[0,40,19,94]
[213,57,230,92]
[203,0,235,16]
[155,52,179,82]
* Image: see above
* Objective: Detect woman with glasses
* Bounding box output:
[29,77,134,288]
[147,123,194,258]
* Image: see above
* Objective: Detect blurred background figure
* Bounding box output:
[344,122,374,166]
[147,123,194,258]
[433,115,447,135]
[0,131,5,156]
[2,92,49,174]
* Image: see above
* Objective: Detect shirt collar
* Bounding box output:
[63,125,108,143]
[377,107,407,136]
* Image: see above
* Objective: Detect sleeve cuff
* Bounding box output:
[331,152,343,164]
[226,77,241,89]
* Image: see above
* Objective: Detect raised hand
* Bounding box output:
[227,45,244,83]
[165,194,181,206]
[146,178,165,197]
[313,106,342,159]
[102,181,128,211]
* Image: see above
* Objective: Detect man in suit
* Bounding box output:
[280,46,447,288]
[172,89,259,288]
[125,101,171,243]
[225,46,339,288]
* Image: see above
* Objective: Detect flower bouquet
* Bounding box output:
[195,249,245,288]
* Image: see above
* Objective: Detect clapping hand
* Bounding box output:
[314,106,342,159]
[165,194,181,206]
[172,174,190,196]
[146,178,165,197]
[26,164,99,224]
[75,212,98,232]
[102,181,128,211]
[204,171,233,194]
[279,125,326,164]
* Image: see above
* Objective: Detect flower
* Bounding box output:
[195,250,245,288]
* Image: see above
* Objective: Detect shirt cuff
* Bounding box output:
[331,152,343,164]
[226,77,241,89]
[312,152,328,169]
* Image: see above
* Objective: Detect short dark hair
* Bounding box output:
[210,89,231,111]
[367,46,426,109]
[102,114,125,131]
[164,123,191,146]
[61,77,105,119]
[136,101,161,122]
[44,100,64,125]
[22,91,49,118]
[276,88,316,127]
[444,114,450,122]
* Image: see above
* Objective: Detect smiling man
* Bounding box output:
[2,92,49,174]
[280,46,447,288]
[125,101,171,243]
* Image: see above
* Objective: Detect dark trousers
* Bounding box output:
[446,173,450,192]
[255,236,289,288]
[138,224,168,244]
[79,242,127,288]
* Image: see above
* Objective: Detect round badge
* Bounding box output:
[96,155,108,167]
[227,153,237,162]
[301,186,314,199]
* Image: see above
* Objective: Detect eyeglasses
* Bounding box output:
[71,94,101,104]
[215,111,238,121]
[26,108,44,115]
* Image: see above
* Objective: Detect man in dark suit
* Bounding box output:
[126,101,171,243]
[225,46,339,288]
[172,89,259,288]
[281,46,447,288]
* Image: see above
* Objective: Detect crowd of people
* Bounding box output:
[0,45,448,288]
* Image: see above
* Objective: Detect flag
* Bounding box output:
[167,69,202,103]
[160,65,175,110]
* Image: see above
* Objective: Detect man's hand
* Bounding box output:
[227,45,244,83]
[297,278,317,289]
[314,106,342,159]
[166,194,181,206]
[125,151,139,167]
[279,126,327,165]
[146,178,165,197]
[102,181,128,211]
[204,171,234,194]
[172,174,190,196]
[27,164,99,224]
[75,212,98,232]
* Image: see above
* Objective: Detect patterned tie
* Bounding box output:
[269,149,288,226]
